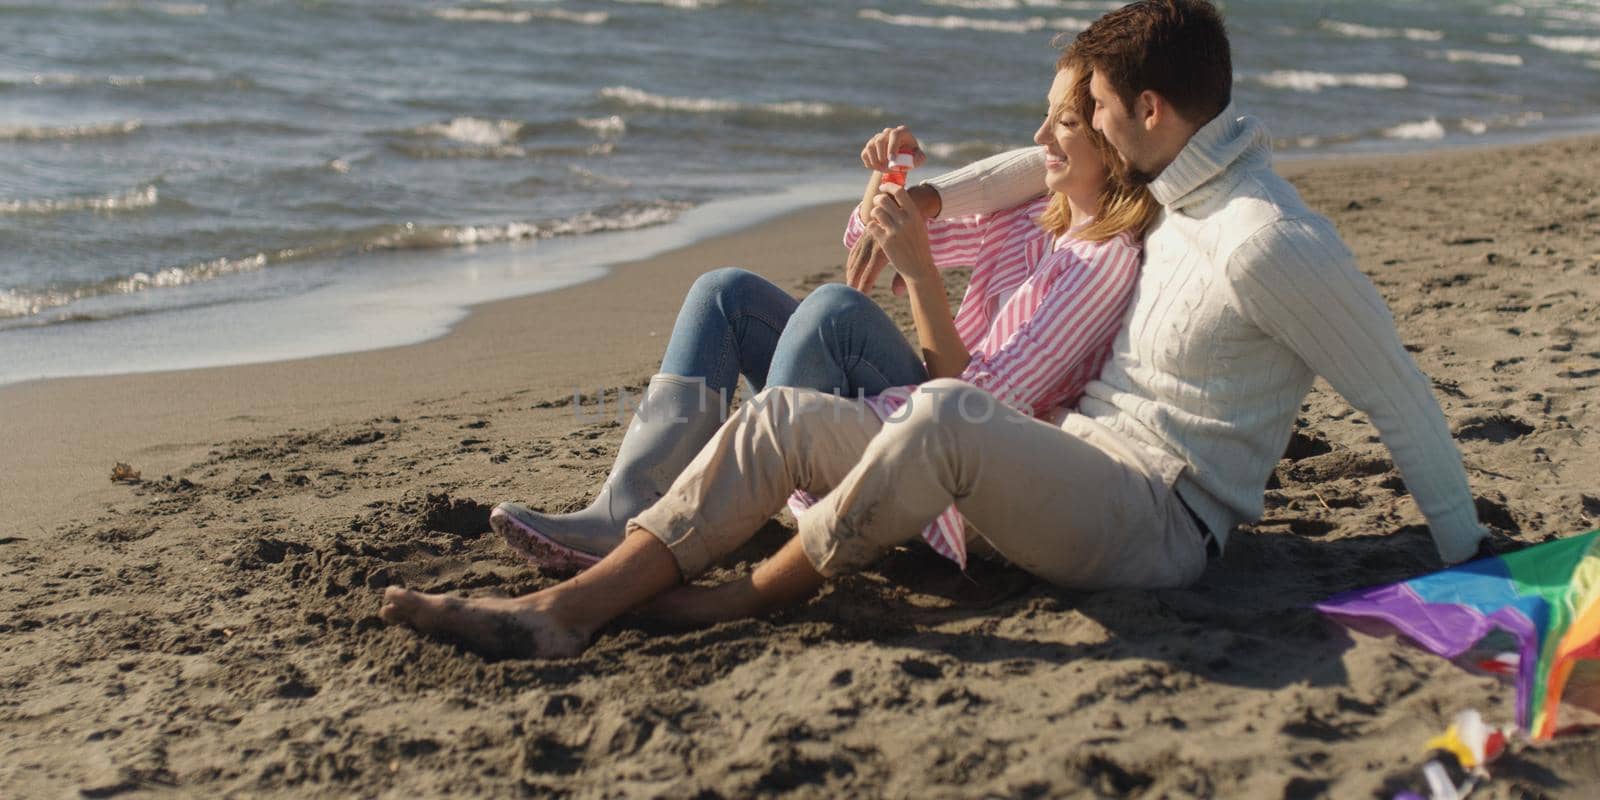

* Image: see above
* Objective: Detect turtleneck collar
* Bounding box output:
[1147,104,1272,211]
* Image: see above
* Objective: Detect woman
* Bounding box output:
[491,51,1157,572]
[487,190,943,570]
[382,51,1167,657]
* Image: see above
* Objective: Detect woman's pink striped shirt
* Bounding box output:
[789,196,1143,568]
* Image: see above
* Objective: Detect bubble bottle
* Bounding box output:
[881,148,916,187]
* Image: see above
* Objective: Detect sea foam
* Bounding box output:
[577,115,627,137]
[0,185,158,216]
[1544,9,1600,27]
[0,251,269,322]
[0,119,143,141]
[0,202,690,323]
[0,72,147,87]
[857,9,1089,34]
[923,141,1008,161]
[1529,35,1600,55]
[1384,118,1446,140]
[1442,49,1525,67]
[432,7,609,25]
[598,86,842,117]
[921,0,1123,9]
[1250,70,1407,92]
[610,0,723,9]
[423,117,525,147]
[1320,20,1444,42]
[96,1,208,15]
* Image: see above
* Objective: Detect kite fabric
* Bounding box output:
[1317,529,1600,740]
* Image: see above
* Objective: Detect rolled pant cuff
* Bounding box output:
[628,505,718,579]
[797,504,876,578]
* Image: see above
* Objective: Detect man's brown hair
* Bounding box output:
[1069,0,1232,126]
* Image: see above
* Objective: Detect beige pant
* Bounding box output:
[629,379,1208,591]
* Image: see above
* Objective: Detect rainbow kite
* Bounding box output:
[1317,529,1600,740]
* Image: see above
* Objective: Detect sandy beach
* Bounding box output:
[3,136,1599,797]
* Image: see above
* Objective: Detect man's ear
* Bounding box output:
[1137,90,1164,132]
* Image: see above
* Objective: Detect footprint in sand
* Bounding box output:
[1452,412,1535,443]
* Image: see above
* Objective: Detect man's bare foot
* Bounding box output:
[379,586,588,660]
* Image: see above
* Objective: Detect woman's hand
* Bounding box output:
[865,183,938,290]
[844,236,912,296]
[859,125,928,172]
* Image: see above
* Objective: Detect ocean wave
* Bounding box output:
[96,1,208,15]
[0,72,148,88]
[1434,112,1539,138]
[0,203,691,322]
[395,114,625,159]
[1249,70,1407,92]
[154,2,206,15]
[368,203,690,250]
[1319,19,1443,42]
[173,118,320,137]
[1545,8,1600,27]
[1489,4,1525,17]
[598,86,851,117]
[1292,114,1478,148]
[1441,49,1524,67]
[923,140,1009,161]
[0,71,258,93]
[566,165,631,188]
[0,185,159,216]
[920,0,1122,9]
[396,116,527,158]
[394,141,615,160]
[1383,118,1446,140]
[608,0,723,8]
[422,116,524,146]
[858,9,1090,33]
[0,119,142,141]
[1529,35,1600,55]
[432,7,609,25]
[577,115,627,137]
[922,0,1022,7]
[0,252,269,322]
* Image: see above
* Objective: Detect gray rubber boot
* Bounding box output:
[492,373,726,567]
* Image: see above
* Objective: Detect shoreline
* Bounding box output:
[0,199,861,533]
[6,125,1600,389]
[0,173,864,389]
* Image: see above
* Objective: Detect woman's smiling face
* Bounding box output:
[1034,66,1109,202]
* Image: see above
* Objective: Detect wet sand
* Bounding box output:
[2,138,1599,797]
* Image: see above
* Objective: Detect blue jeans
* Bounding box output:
[658,268,928,405]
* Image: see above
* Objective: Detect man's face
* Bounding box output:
[1089,70,1156,185]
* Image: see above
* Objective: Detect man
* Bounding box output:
[913,0,1488,567]
[380,0,1486,659]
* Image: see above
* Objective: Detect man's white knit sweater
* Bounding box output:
[926,106,1487,563]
